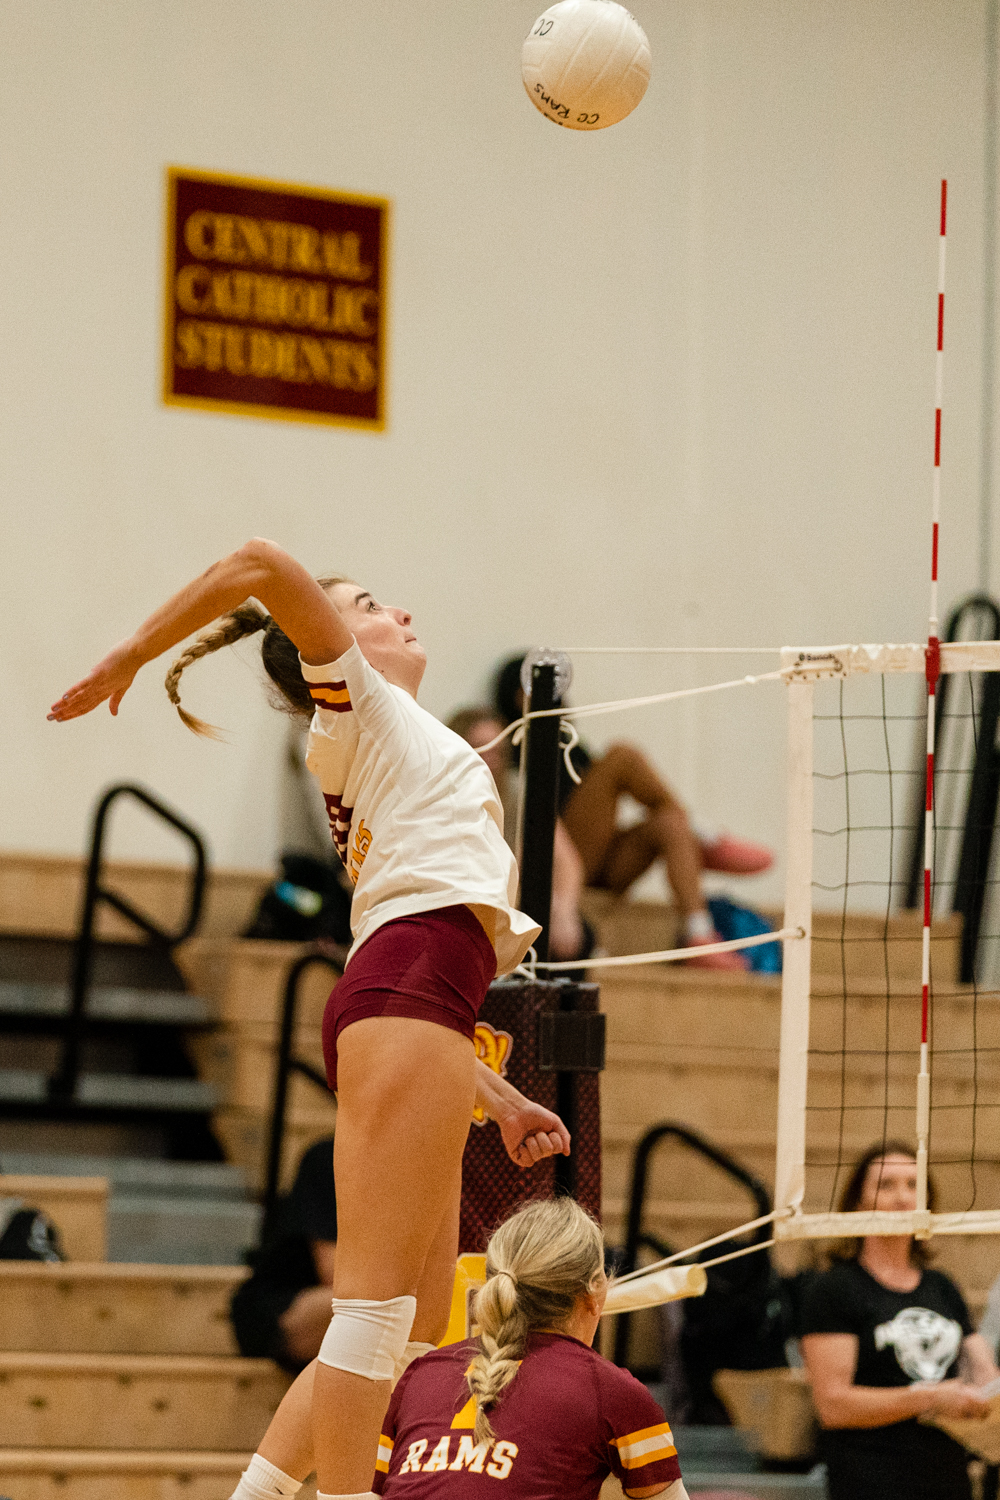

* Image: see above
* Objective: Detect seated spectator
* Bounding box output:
[494,655,773,969]
[800,1141,997,1500]
[230,1137,338,1372]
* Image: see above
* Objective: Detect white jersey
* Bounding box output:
[301,641,539,975]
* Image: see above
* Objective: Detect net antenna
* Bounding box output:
[917,179,948,1225]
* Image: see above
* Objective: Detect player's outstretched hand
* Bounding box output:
[499,1100,571,1171]
[48,642,139,722]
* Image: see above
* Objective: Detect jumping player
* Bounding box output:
[48,538,569,1500]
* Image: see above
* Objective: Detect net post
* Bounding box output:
[775,676,814,1225]
[520,660,562,960]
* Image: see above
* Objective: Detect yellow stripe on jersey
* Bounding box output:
[451,1393,477,1429]
[310,686,352,707]
[612,1421,677,1468]
[375,1435,393,1473]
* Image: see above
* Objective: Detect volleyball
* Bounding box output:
[521,0,651,131]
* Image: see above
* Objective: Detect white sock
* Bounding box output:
[231,1454,302,1500]
[684,909,715,942]
[393,1339,437,1386]
[317,1493,378,1499]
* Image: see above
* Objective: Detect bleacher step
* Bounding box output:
[0,1155,259,1265]
[0,982,214,1026]
[0,1072,218,1111]
[108,1194,262,1265]
[0,1448,296,1500]
[0,1153,249,1199]
[0,1352,290,1450]
[0,1263,247,1355]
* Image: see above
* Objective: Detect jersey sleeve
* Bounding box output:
[371,1373,405,1495]
[799,1265,859,1337]
[601,1366,681,1496]
[303,640,414,754]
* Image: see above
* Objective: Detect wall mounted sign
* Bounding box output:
[164,167,388,430]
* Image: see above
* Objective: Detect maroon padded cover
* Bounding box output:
[459,978,602,1254]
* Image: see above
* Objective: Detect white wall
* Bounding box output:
[2,0,995,907]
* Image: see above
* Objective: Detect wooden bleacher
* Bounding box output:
[2,850,999,1490]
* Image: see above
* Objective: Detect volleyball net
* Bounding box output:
[775,638,1000,1243]
[496,630,1000,1270]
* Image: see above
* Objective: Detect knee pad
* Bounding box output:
[317,1294,416,1382]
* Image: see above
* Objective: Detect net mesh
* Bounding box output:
[806,665,1000,1219]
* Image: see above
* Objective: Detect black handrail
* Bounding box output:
[48,783,208,1101]
[262,951,342,1232]
[905,595,1000,980]
[612,1122,772,1368]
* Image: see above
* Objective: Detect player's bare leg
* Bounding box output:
[256,1162,463,1485]
[313,1017,476,1495]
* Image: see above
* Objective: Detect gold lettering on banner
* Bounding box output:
[182,212,373,279]
[175,267,379,334]
[173,321,378,392]
[166,169,387,428]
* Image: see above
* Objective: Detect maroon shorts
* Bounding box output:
[321,904,497,1092]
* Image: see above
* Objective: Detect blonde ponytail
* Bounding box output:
[164,575,352,738]
[165,603,267,739]
[467,1198,605,1446]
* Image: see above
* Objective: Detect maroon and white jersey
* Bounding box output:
[373,1333,682,1499]
[300,641,538,973]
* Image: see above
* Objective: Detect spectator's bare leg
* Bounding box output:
[561,743,704,915]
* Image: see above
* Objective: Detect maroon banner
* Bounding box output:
[164,168,388,429]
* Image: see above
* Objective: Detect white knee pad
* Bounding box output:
[317,1294,416,1382]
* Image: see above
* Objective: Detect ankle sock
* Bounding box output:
[317,1492,378,1499]
[684,909,715,942]
[231,1454,302,1500]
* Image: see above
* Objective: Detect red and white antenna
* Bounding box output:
[917,178,947,1220]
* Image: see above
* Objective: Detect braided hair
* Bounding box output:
[467,1198,605,1447]
[164,576,351,738]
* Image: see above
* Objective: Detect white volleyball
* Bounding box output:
[521,0,651,132]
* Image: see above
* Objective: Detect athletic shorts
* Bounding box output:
[321,904,497,1092]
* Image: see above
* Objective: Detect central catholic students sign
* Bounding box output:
[164,167,389,430]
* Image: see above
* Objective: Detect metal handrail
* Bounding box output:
[48,783,208,1101]
[262,951,342,1232]
[612,1122,772,1368]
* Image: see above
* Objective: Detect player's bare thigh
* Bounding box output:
[331,1015,476,1301]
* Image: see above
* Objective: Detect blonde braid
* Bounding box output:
[467,1271,528,1447]
[164,602,268,739]
[466,1198,605,1448]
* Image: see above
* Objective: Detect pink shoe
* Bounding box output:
[700,833,774,875]
[683,934,751,971]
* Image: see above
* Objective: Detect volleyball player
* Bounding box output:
[376,1197,687,1498]
[48,538,568,1500]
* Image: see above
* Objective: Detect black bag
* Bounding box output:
[680,1238,793,1423]
[244,853,353,944]
[0,1203,63,1262]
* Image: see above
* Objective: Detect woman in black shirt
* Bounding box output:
[800,1142,996,1500]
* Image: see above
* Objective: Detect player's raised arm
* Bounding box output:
[48,539,352,723]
